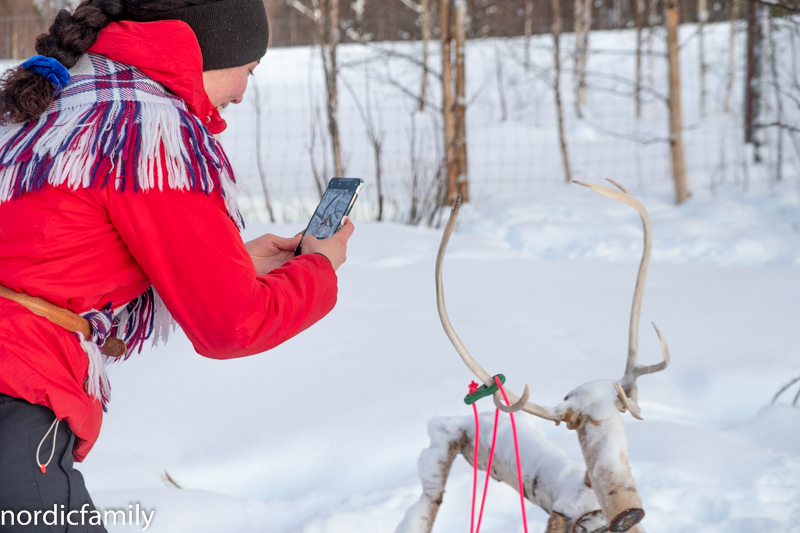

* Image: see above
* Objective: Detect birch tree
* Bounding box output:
[635,0,645,116]
[724,0,742,112]
[698,0,709,118]
[286,0,344,178]
[745,0,764,159]
[552,0,572,182]
[524,0,533,72]
[573,0,592,117]
[440,0,458,205]
[397,0,431,111]
[454,0,468,202]
[665,0,689,203]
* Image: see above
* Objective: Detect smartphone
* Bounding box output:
[295,178,363,256]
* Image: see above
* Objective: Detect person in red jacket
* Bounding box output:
[0,0,351,530]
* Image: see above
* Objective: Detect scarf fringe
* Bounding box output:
[0,56,229,405]
[0,55,244,229]
[80,289,178,406]
[77,331,111,406]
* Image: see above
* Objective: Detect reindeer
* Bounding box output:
[397,181,670,533]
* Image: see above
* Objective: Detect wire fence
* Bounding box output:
[2,9,799,226]
[221,17,799,225]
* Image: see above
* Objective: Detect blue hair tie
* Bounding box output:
[20,55,71,95]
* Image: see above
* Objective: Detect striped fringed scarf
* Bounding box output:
[0,53,244,407]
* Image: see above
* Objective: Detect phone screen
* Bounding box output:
[304,178,362,239]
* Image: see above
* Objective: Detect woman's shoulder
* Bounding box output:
[0,53,240,227]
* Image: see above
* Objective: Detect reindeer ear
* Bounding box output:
[614,382,643,420]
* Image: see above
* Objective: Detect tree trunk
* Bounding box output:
[454,0,469,202]
[635,0,645,117]
[724,0,740,113]
[524,0,533,72]
[574,0,584,116]
[290,6,297,46]
[698,0,708,118]
[441,0,458,205]
[745,0,763,159]
[574,0,591,117]
[315,0,343,179]
[496,46,508,121]
[767,6,782,182]
[664,0,689,204]
[12,18,20,60]
[327,0,343,177]
[647,0,657,88]
[419,0,431,111]
[552,0,572,183]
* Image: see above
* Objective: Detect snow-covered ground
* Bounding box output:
[83,180,800,532]
[3,17,800,533]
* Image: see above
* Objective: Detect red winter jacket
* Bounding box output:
[0,22,338,461]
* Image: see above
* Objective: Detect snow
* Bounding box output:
[3,17,800,533]
[78,198,800,532]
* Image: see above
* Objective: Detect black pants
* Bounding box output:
[0,394,106,533]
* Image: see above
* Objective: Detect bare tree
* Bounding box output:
[647,0,658,87]
[286,0,345,177]
[574,0,592,117]
[340,71,386,220]
[440,0,458,205]
[724,0,742,112]
[745,0,764,161]
[420,0,431,111]
[495,46,508,121]
[552,0,572,182]
[665,0,689,204]
[766,10,784,182]
[524,0,534,72]
[307,104,330,199]
[407,109,447,226]
[635,0,645,116]
[454,0,469,202]
[252,80,276,223]
[698,0,709,118]
[396,0,431,111]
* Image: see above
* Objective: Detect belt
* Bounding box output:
[0,285,126,357]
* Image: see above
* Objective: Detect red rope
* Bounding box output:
[495,376,529,533]
[468,379,528,533]
[471,402,480,533]
[475,408,499,533]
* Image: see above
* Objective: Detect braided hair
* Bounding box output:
[0,0,219,125]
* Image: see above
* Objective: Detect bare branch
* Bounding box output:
[285,0,318,21]
[755,121,800,134]
[397,0,423,13]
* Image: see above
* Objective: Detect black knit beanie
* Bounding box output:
[131,0,269,71]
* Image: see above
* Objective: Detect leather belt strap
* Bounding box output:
[0,285,126,357]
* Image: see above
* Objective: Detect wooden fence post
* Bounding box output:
[665,0,689,204]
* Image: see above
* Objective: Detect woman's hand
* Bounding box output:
[300,217,354,271]
[244,233,302,276]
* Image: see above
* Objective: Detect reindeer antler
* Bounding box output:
[435,197,559,419]
[574,180,670,418]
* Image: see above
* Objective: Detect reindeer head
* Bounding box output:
[435,181,670,532]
